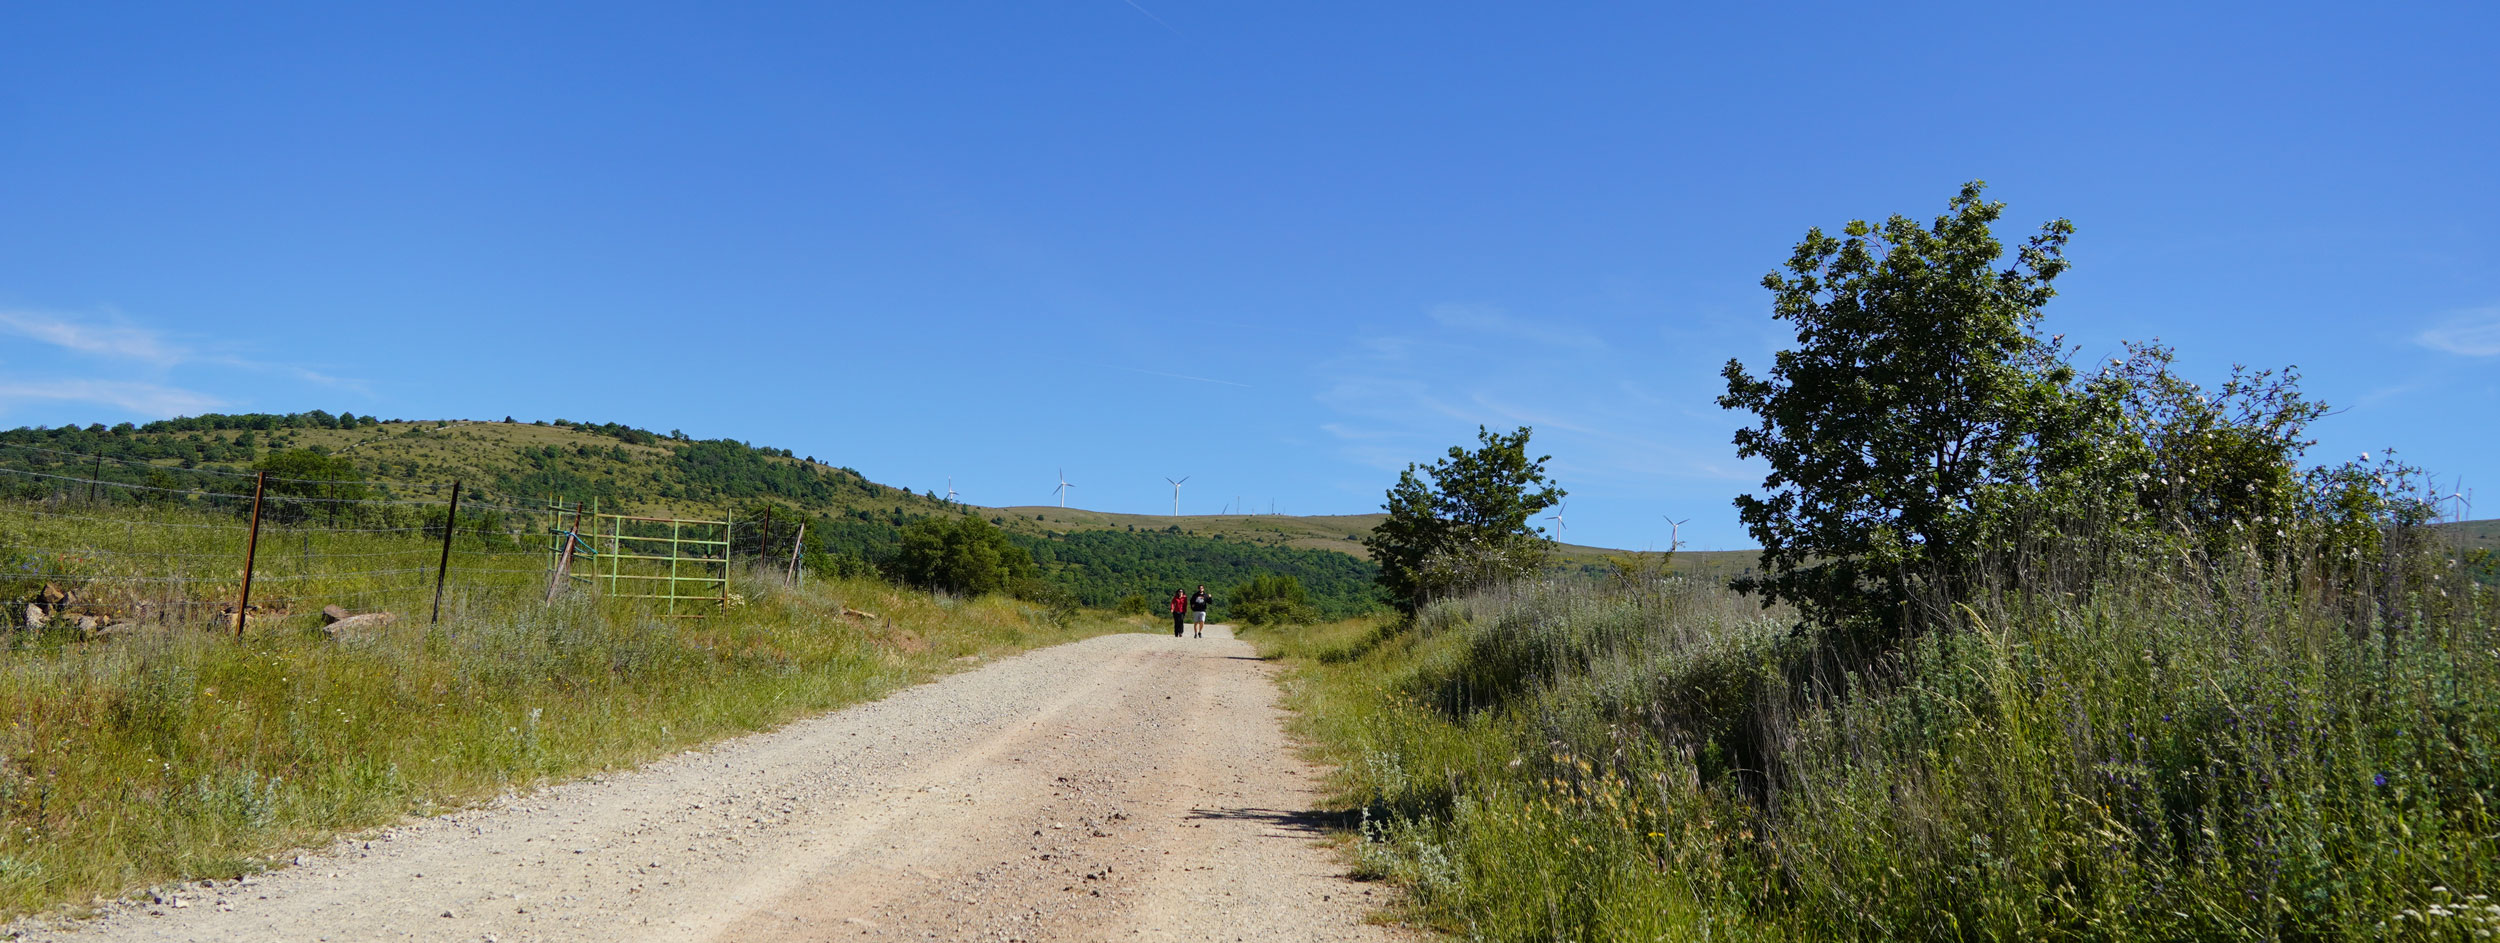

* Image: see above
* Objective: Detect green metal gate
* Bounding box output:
[548,501,732,615]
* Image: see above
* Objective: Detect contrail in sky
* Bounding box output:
[1120,0,1182,35]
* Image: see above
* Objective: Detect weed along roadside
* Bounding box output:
[1262,566,2500,941]
[0,561,1123,920]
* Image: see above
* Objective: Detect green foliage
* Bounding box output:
[673,440,839,503]
[1011,528,1380,619]
[891,513,1036,597]
[1721,185,2444,647]
[2081,342,2331,556]
[1229,574,1317,626]
[1720,181,2082,638]
[1269,542,2500,941]
[253,448,370,524]
[1363,426,1565,612]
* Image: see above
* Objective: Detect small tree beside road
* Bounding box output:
[1364,426,1565,613]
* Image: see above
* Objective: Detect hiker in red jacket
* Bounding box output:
[1169,589,1188,637]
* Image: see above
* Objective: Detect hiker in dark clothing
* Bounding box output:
[1169,589,1188,637]
[1190,585,1212,638]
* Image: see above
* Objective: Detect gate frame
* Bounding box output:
[549,498,731,616]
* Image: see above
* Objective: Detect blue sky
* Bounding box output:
[1,2,2492,551]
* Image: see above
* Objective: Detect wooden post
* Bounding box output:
[430,480,462,625]
[236,471,267,638]
[607,510,621,597]
[785,524,805,586]
[546,502,583,602]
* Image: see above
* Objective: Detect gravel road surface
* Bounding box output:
[14,625,1409,942]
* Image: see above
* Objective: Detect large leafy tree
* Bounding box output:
[254,447,370,525]
[891,512,1035,597]
[1719,182,2085,636]
[1364,426,1565,612]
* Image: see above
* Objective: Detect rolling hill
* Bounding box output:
[0,412,1753,574]
[0,414,1421,613]
[11,410,2484,601]
[999,504,1759,583]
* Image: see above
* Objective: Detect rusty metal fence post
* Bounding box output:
[235,471,267,638]
[430,480,462,625]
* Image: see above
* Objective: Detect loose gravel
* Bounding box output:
[9,625,1412,942]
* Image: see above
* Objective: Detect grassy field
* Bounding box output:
[0,500,1127,919]
[1255,545,2500,941]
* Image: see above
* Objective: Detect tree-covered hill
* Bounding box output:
[0,412,1387,612]
[1015,527,1380,617]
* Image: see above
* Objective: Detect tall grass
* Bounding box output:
[1263,545,2500,941]
[0,504,1124,918]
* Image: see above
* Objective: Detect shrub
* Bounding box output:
[1230,574,1318,626]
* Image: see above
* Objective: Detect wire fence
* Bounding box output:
[0,442,751,633]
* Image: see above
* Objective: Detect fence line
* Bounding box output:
[2,443,821,633]
[4,448,566,632]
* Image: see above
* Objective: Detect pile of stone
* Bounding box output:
[18,582,138,638]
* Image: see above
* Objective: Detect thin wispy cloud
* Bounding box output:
[0,310,188,366]
[1427,302,1603,349]
[0,307,367,416]
[1312,312,1743,485]
[2416,306,2500,356]
[0,379,225,416]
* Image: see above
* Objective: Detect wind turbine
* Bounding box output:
[1165,476,1189,516]
[944,477,959,506]
[1545,502,1568,534]
[1664,516,1691,552]
[1053,469,1075,508]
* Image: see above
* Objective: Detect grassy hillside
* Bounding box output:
[2439,517,2500,552]
[0,414,1393,612]
[2,412,1778,610]
[2436,518,2500,584]
[1004,505,1759,583]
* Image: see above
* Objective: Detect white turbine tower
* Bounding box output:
[1545,501,1568,534]
[1166,476,1190,517]
[1053,468,1075,508]
[945,477,959,505]
[1665,516,1691,553]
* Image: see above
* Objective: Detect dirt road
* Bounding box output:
[16,626,1409,942]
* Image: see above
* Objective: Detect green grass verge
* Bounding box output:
[0,506,1125,918]
[1258,560,2500,941]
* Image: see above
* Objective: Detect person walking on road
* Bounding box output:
[1190,584,1212,638]
[1169,589,1188,637]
